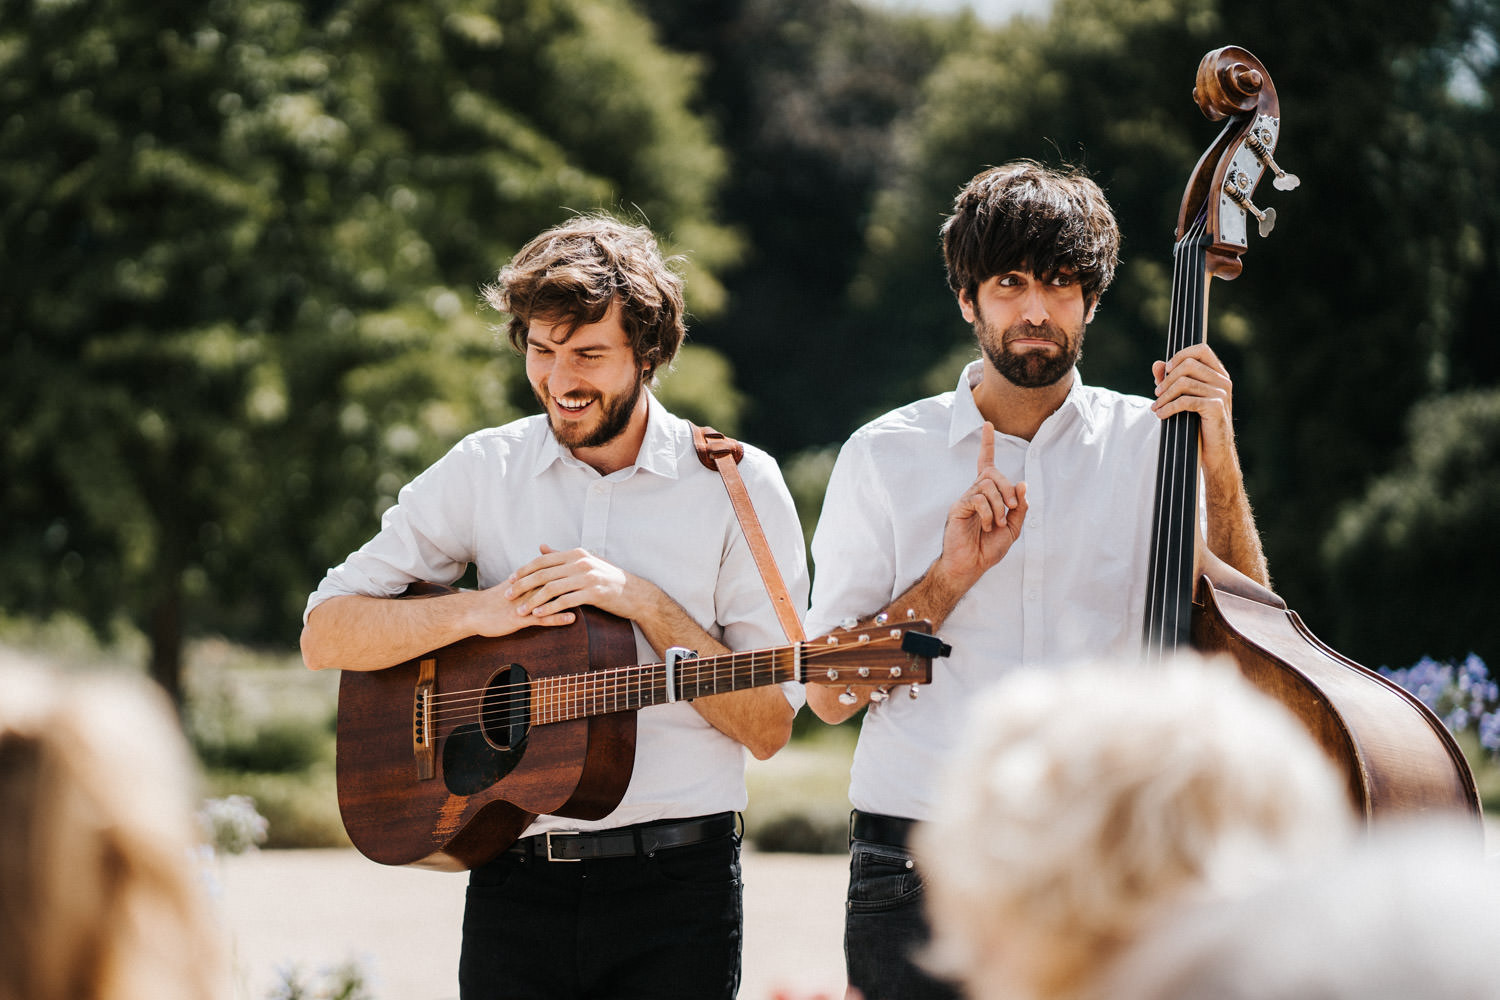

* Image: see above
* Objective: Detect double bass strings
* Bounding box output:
[1143,213,1211,659]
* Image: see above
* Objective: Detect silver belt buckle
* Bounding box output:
[544,830,581,862]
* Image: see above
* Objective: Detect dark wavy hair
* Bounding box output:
[941,161,1120,307]
[484,215,686,380]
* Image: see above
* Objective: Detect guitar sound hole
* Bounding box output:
[480,663,531,752]
[440,664,530,797]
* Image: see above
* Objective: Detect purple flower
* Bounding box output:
[1480,711,1500,755]
[1381,654,1496,759]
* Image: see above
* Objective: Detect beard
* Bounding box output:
[976,310,1085,389]
[535,375,645,450]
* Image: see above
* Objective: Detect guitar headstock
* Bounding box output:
[1177,45,1299,279]
[804,613,950,697]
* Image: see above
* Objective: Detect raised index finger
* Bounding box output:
[977,421,996,475]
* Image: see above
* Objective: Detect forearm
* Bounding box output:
[301,592,483,672]
[692,686,795,760]
[1203,459,1271,586]
[626,580,795,759]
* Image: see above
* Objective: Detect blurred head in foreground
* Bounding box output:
[0,657,222,1000]
[1104,817,1500,1000]
[915,655,1356,1000]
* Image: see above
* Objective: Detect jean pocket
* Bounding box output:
[467,852,523,894]
[848,844,922,908]
[650,835,741,891]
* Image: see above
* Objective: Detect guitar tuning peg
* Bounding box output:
[908,684,921,700]
[904,608,917,620]
[869,686,890,704]
[874,612,889,625]
[838,686,858,706]
[840,617,858,631]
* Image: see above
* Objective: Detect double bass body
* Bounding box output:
[1151,46,1481,825]
[1194,573,1480,820]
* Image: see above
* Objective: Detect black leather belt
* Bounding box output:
[509,812,737,862]
[849,809,917,849]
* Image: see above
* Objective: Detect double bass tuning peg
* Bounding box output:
[1245,129,1300,192]
[1224,170,1277,238]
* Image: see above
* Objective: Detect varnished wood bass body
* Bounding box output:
[1148,46,1480,826]
[1194,573,1479,820]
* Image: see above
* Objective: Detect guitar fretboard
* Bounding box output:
[530,646,803,724]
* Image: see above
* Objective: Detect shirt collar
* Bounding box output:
[947,359,988,448]
[947,358,1098,448]
[530,390,679,480]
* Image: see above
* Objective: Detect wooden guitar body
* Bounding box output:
[336,607,639,871]
[1193,576,1481,822]
[334,591,945,871]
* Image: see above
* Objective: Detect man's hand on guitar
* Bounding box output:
[507,544,649,623]
[467,583,576,636]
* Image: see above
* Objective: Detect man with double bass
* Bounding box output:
[301,214,809,999]
[804,159,1271,1000]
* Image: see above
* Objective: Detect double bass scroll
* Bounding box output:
[1143,46,1481,825]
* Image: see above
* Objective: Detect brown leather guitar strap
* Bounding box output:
[691,424,805,643]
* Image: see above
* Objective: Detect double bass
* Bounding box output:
[1142,46,1480,823]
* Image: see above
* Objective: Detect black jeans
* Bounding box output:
[845,836,961,1000]
[459,824,742,999]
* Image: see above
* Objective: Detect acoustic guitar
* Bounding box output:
[336,597,948,870]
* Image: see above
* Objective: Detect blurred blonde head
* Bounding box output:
[0,656,222,1000]
[914,654,1356,1000]
[1105,817,1500,1000]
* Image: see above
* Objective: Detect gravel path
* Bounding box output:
[217,847,850,1000]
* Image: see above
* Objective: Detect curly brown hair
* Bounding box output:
[483,215,686,380]
[941,161,1120,307]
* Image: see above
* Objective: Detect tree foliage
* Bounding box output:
[638,0,959,452]
[0,0,738,699]
[1,0,1496,687]
[837,0,1500,664]
[1323,390,1500,665]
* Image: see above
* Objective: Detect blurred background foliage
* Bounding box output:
[2,0,1498,757]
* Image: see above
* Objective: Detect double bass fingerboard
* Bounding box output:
[1142,213,1213,660]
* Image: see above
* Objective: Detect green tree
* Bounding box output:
[841,0,1499,660]
[637,0,957,453]
[0,0,739,701]
[1322,390,1500,666]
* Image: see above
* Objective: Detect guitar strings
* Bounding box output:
[418,633,910,728]
[423,635,904,725]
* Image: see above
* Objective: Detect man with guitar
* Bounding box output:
[300,214,809,1000]
[803,160,1272,1000]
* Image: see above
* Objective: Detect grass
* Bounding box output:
[745,723,859,852]
[182,637,352,849]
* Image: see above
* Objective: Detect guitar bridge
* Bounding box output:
[413,656,436,780]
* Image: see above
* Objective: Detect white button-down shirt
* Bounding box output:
[807,360,1162,820]
[307,393,809,835]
